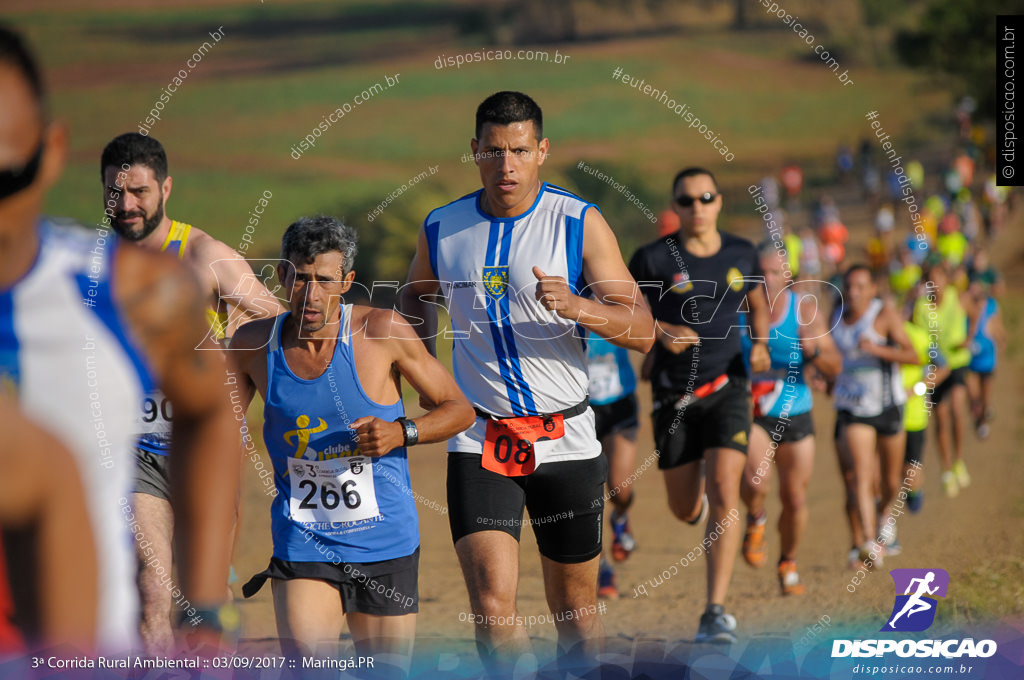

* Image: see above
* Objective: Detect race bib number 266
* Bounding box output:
[288,457,379,524]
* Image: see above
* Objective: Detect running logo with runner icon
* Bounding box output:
[882,568,949,632]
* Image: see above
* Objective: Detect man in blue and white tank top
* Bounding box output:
[832,265,918,569]
[231,216,473,660]
[401,91,654,674]
[0,26,243,653]
[738,243,841,596]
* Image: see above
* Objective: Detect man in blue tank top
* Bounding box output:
[739,242,841,596]
[229,216,474,661]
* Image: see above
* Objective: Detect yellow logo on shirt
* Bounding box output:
[283,414,328,458]
[483,266,509,300]
[726,267,744,292]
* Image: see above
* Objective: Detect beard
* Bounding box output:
[112,195,164,241]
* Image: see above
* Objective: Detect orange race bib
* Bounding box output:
[482,414,565,477]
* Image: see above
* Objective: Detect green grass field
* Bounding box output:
[14,0,954,284]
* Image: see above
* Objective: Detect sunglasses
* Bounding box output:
[674,192,718,207]
[0,141,44,202]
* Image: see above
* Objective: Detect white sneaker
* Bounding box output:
[859,541,884,568]
[879,520,896,545]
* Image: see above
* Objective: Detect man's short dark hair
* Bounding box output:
[475,91,543,140]
[101,133,168,182]
[843,263,873,285]
[281,215,359,276]
[672,167,718,195]
[0,23,44,111]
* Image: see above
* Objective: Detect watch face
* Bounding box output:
[402,419,417,445]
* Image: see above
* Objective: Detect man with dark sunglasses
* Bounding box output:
[0,24,240,652]
[629,167,770,644]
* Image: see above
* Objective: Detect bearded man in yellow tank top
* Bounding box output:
[100,133,284,655]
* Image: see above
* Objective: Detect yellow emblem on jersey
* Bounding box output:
[732,430,748,446]
[283,414,329,459]
[483,266,509,300]
[726,267,744,292]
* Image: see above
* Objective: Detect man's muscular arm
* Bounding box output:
[116,247,240,611]
[197,237,285,336]
[351,310,475,457]
[398,226,442,356]
[536,208,654,351]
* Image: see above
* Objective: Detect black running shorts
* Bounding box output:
[134,448,171,501]
[753,411,815,444]
[653,380,751,470]
[446,452,606,564]
[242,548,419,615]
[836,405,904,437]
[593,393,639,442]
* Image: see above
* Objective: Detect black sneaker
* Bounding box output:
[695,604,737,644]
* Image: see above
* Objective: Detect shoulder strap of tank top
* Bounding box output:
[339,304,353,345]
[160,221,191,258]
[774,288,793,330]
[268,312,288,352]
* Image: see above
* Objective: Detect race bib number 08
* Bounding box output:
[482,414,564,477]
[288,457,379,524]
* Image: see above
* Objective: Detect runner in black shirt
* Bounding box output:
[629,167,770,644]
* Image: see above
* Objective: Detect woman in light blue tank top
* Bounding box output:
[739,243,841,596]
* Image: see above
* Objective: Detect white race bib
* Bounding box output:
[588,355,622,403]
[288,457,379,524]
[137,390,173,435]
[835,367,884,417]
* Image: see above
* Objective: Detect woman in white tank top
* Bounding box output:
[832,266,919,570]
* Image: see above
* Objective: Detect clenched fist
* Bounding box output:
[533,266,581,321]
[350,417,404,457]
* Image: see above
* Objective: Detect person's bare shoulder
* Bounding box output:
[230,314,281,352]
[186,227,244,269]
[356,305,418,344]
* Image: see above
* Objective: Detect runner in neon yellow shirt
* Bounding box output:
[900,320,948,513]
[912,262,975,498]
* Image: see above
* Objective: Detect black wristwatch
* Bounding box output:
[806,346,821,362]
[397,417,419,447]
